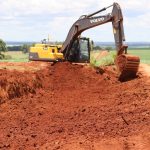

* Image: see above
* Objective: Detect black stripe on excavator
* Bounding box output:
[29,52,61,62]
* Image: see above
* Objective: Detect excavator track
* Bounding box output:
[115,54,140,81]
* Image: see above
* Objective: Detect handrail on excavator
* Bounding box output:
[87,4,113,17]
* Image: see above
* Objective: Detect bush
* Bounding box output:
[21,44,30,53]
[0,54,4,59]
[90,51,116,67]
[93,46,102,50]
[105,46,113,51]
[4,55,12,60]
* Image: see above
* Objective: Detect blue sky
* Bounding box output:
[0,0,150,42]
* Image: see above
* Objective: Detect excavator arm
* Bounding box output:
[61,2,140,81]
[61,3,126,58]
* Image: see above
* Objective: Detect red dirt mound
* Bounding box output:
[0,62,150,150]
[0,61,53,105]
[0,65,50,104]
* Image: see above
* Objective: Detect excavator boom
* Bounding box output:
[61,3,125,57]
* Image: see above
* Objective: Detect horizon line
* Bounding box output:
[5,41,150,43]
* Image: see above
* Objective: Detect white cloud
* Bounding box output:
[125,12,150,29]
[0,0,95,16]
[0,0,149,41]
[96,0,150,11]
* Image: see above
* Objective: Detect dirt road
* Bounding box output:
[0,62,150,150]
[140,64,150,77]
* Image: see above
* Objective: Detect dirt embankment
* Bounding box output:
[0,62,150,150]
[0,62,50,104]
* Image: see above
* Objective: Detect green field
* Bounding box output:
[0,51,29,62]
[0,49,150,65]
[91,48,150,66]
[128,49,150,64]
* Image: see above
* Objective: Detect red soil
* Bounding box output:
[0,62,150,150]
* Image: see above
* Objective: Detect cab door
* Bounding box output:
[78,38,90,63]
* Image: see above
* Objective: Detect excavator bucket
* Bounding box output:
[115,54,140,81]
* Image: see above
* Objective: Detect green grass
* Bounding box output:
[0,51,29,62]
[91,51,115,67]
[91,48,150,66]
[128,49,150,64]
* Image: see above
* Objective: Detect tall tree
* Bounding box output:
[20,44,30,53]
[0,39,7,53]
[0,39,7,59]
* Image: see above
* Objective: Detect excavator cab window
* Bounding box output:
[67,37,90,63]
[78,38,90,63]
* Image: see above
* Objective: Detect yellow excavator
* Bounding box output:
[29,2,140,80]
[29,39,64,61]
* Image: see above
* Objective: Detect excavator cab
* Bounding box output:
[67,37,91,63]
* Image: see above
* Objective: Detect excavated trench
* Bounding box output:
[0,62,150,150]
